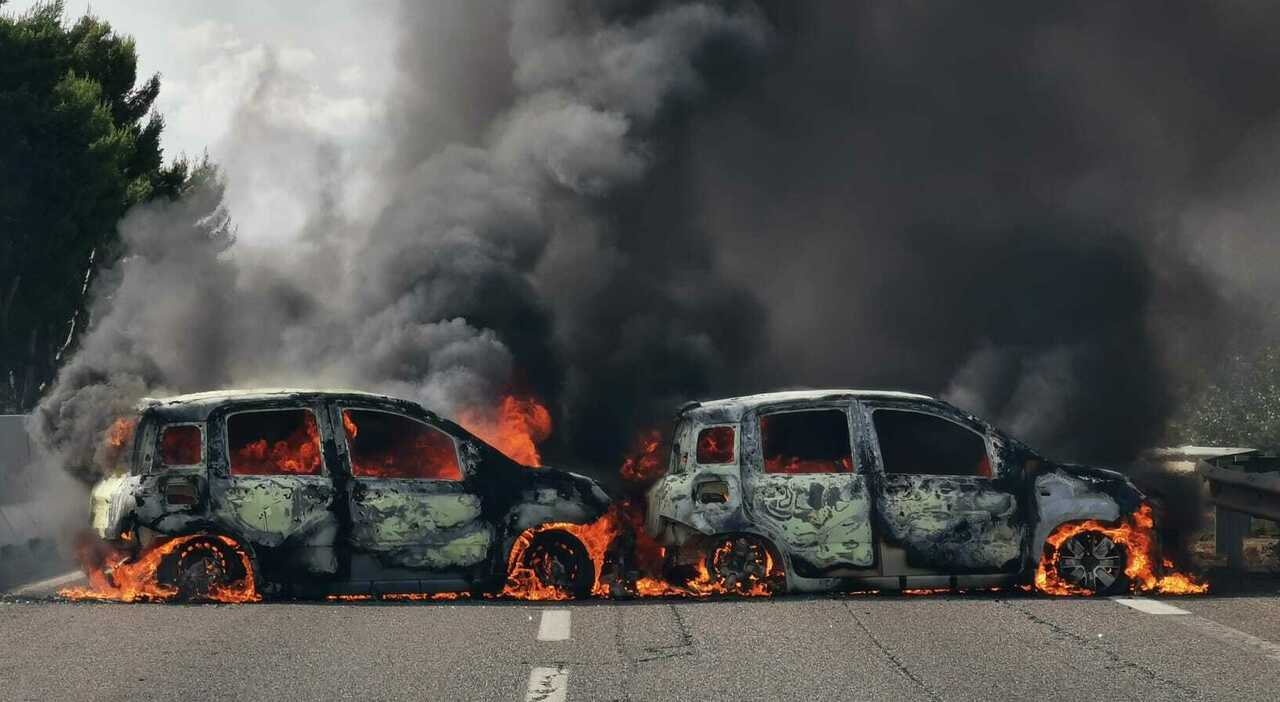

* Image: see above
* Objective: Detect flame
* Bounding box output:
[232,412,323,475]
[105,417,136,451]
[503,503,626,600]
[60,533,259,603]
[101,416,138,470]
[763,455,853,474]
[620,429,664,483]
[458,395,552,466]
[1035,504,1208,596]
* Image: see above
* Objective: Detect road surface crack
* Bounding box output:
[843,601,942,701]
[998,600,1201,699]
[637,604,696,663]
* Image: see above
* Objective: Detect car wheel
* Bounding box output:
[520,531,594,599]
[707,535,778,594]
[167,536,242,602]
[1053,530,1128,595]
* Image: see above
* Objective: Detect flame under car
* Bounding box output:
[645,389,1204,596]
[83,389,610,601]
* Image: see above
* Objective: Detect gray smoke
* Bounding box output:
[33,0,1280,486]
[34,0,774,479]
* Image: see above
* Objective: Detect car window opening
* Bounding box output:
[228,409,323,476]
[342,409,462,480]
[159,425,202,466]
[760,409,853,474]
[696,426,735,464]
[872,409,991,477]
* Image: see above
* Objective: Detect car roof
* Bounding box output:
[683,389,936,421]
[137,388,416,421]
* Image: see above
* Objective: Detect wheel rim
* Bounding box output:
[175,542,230,601]
[1057,531,1124,592]
[710,537,770,592]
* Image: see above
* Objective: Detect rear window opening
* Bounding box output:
[228,409,323,476]
[872,409,991,477]
[159,425,202,466]
[760,409,853,474]
[342,410,461,481]
[696,426,735,464]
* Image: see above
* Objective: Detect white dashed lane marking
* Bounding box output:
[1110,597,1190,615]
[524,665,568,702]
[537,609,571,641]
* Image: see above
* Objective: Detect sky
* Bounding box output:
[8,0,398,242]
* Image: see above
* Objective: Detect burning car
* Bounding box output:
[80,389,610,601]
[645,389,1205,596]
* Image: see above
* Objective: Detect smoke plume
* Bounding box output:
[32,0,1280,483]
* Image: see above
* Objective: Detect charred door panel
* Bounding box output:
[742,405,875,571]
[876,475,1019,571]
[865,405,1021,573]
[212,406,339,575]
[338,407,491,572]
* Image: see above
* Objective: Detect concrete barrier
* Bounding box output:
[0,415,74,591]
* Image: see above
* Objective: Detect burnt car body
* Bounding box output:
[90,389,609,598]
[645,390,1148,594]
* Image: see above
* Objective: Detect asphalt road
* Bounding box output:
[3,575,1280,701]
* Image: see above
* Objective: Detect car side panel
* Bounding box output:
[856,400,1024,574]
[348,479,493,569]
[741,404,876,570]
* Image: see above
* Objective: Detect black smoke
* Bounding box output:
[33,0,1280,483]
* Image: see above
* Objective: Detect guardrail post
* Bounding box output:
[1215,507,1249,570]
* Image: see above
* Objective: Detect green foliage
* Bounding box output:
[0,1,186,411]
[1166,345,1280,449]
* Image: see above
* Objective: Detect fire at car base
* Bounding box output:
[59,389,1207,604]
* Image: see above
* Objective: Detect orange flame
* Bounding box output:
[620,429,664,483]
[232,412,323,475]
[459,395,552,466]
[60,533,260,603]
[102,416,138,468]
[1035,504,1208,596]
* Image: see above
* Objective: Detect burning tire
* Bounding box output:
[1051,530,1128,595]
[160,535,250,602]
[704,535,780,595]
[518,530,594,599]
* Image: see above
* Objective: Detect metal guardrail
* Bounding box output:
[1196,449,1280,570]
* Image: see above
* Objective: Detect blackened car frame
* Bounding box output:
[89,389,610,600]
[645,389,1160,595]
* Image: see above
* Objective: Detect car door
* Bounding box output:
[861,400,1021,573]
[332,404,492,577]
[213,401,340,576]
[740,402,875,574]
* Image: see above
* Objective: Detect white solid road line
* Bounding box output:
[524,666,568,702]
[1110,597,1190,615]
[1112,596,1280,665]
[5,570,84,597]
[537,609,571,641]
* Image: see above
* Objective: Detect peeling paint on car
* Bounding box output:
[749,475,875,568]
[1031,469,1121,563]
[876,474,1020,570]
[351,487,483,544]
[85,389,610,596]
[648,389,1146,591]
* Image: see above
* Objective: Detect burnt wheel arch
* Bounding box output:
[701,531,787,594]
[515,530,594,599]
[157,533,254,601]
